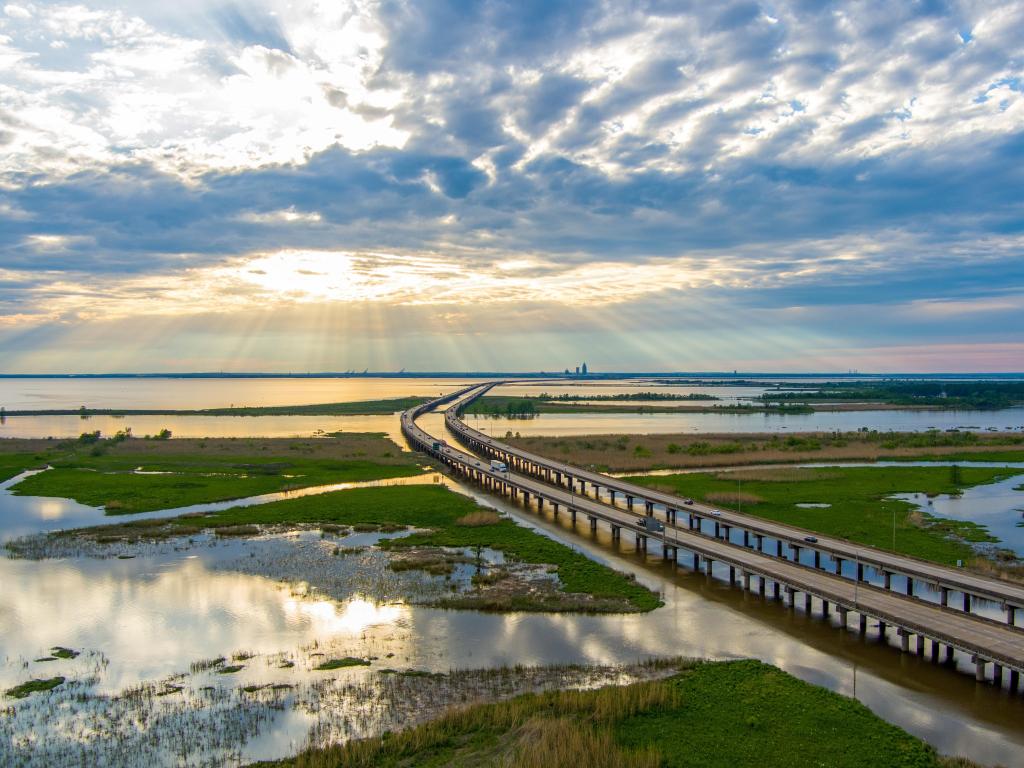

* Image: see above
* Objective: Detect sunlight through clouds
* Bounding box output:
[1,0,1022,371]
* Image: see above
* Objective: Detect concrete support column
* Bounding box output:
[786,586,796,607]
[822,599,830,617]
[640,535,648,551]
[878,621,887,637]
[537,498,544,511]
[610,525,620,541]
[791,544,801,563]
[776,540,783,557]
[838,606,848,626]
[1010,670,1020,692]
[975,657,987,682]
[940,587,949,607]
[522,492,530,506]
[814,550,821,569]
[993,664,1003,687]
[884,571,892,590]
[552,503,559,517]
[944,645,954,664]
[742,571,750,591]
[856,562,864,582]
[743,530,750,548]
[588,516,597,531]
[722,525,731,542]
[627,495,634,510]
[609,490,616,504]
[755,535,763,552]
[916,635,925,655]
[964,593,972,614]
[758,577,766,596]
[692,553,700,570]
[835,557,843,576]
[714,521,720,539]
[858,614,868,634]
[772,582,781,600]
[930,640,939,663]
[704,557,713,575]
[804,593,812,613]
[1005,604,1017,626]
[900,630,910,653]
[729,566,736,584]
[906,577,914,597]
[571,509,577,524]
[646,501,654,515]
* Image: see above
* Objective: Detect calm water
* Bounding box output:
[0,377,482,411]
[467,407,1024,436]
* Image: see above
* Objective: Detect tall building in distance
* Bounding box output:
[581,362,588,376]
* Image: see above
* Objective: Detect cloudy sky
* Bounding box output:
[1,0,1022,373]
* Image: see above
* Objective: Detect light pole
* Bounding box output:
[892,509,896,551]
[854,548,860,607]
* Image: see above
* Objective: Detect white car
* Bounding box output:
[711,510,722,517]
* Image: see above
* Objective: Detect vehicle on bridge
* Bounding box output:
[638,517,665,533]
[490,459,509,473]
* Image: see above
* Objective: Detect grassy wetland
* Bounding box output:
[262,660,966,768]
[4,433,425,513]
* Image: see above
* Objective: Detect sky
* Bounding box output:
[0,0,1022,373]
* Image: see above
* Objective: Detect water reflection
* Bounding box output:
[0,377,483,411]
[894,473,1024,555]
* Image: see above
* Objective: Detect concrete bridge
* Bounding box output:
[401,383,1024,691]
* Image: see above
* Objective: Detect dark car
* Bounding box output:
[803,536,818,543]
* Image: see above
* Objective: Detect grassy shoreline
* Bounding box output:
[257,659,968,768]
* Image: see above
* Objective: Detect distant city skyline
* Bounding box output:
[1,2,1022,373]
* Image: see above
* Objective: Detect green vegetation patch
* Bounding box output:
[633,465,1018,564]
[10,435,424,513]
[267,660,948,768]
[315,657,371,670]
[6,677,65,699]
[0,453,47,483]
[50,646,79,659]
[154,485,659,612]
